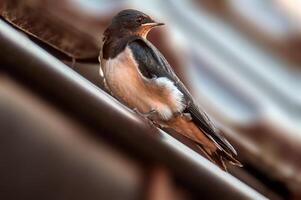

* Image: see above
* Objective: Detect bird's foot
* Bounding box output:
[133,108,159,127]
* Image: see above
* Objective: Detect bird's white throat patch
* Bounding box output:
[101,47,185,120]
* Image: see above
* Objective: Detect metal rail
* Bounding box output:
[0,19,268,200]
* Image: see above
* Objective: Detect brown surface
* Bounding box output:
[1,0,101,59]
[0,75,144,200]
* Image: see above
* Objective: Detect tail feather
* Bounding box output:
[197,145,227,171]
[197,145,242,171]
[164,116,242,171]
[220,149,243,167]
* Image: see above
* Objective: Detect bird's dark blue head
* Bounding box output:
[104,9,164,39]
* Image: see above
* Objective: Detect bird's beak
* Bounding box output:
[142,22,165,28]
[139,21,164,38]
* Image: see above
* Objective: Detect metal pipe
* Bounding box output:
[0,19,268,200]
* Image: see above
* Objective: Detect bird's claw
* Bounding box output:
[133,108,143,116]
[133,108,159,126]
[133,108,157,118]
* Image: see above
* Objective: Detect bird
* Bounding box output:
[99,9,242,171]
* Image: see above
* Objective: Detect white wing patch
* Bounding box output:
[154,77,186,117]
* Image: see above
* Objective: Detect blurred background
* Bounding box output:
[1,0,301,199]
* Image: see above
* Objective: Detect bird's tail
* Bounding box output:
[164,116,242,171]
[197,145,242,171]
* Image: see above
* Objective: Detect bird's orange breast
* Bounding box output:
[101,47,185,120]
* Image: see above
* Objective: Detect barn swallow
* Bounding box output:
[99,9,242,170]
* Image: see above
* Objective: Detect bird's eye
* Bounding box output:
[136,17,143,23]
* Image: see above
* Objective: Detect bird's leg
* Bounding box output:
[133,108,160,127]
[145,109,158,121]
[133,108,157,119]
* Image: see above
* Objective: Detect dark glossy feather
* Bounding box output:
[128,37,237,157]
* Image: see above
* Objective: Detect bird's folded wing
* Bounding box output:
[128,37,237,156]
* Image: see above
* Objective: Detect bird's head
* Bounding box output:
[104,9,164,40]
